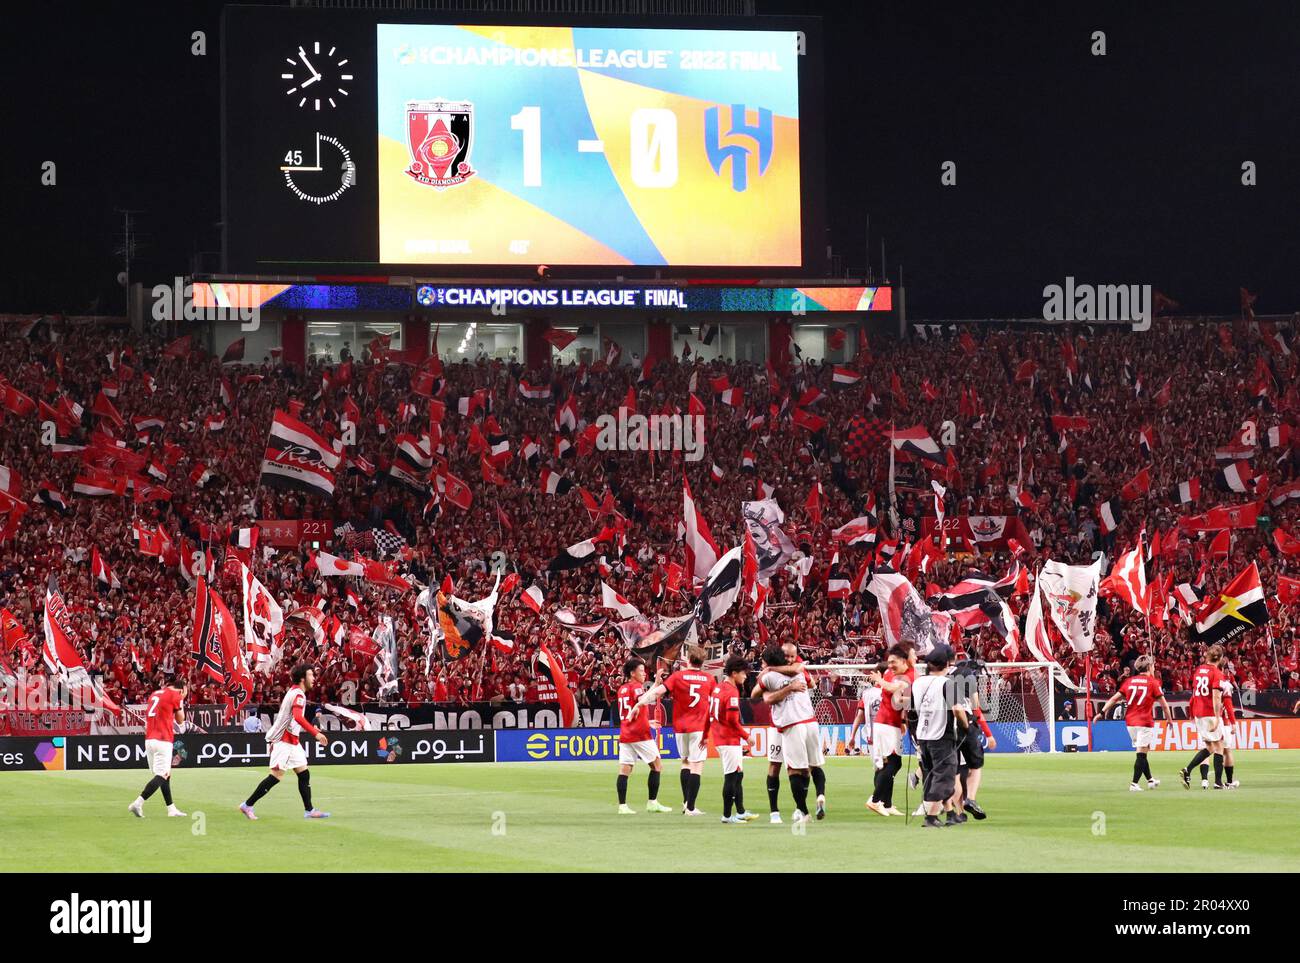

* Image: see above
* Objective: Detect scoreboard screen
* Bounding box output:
[221,7,823,273]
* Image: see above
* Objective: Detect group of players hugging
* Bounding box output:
[614,638,996,827]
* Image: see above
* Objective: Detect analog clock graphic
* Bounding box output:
[280,133,355,204]
[281,42,353,111]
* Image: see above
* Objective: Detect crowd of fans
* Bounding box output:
[2,313,1299,725]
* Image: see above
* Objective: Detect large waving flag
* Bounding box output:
[890,425,945,465]
[866,569,947,656]
[741,498,795,581]
[535,643,577,727]
[90,546,120,589]
[1103,540,1149,616]
[238,560,285,674]
[683,477,720,583]
[600,581,642,619]
[1023,572,1055,663]
[1193,562,1269,645]
[927,573,1020,654]
[1036,558,1102,653]
[695,546,743,625]
[374,615,399,699]
[436,573,500,660]
[43,575,122,716]
[260,409,340,497]
[190,577,254,721]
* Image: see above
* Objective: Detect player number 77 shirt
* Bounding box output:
[1119,673,1162,727]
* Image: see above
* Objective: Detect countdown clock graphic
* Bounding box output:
[281,42,353,111]
[280,132,355,204]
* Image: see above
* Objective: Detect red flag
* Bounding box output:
[221,338,246,363]
[804,481,823,527]
[441,472,472,511]
[91,390,124,428]
[162,335,192,359]
[536,643,577,727]
[792,408,826,433]
[683,477,720,583]
[1121,468,1151,501]
[1277,575,1300,605]
[44,576,122,715]
[1273,527,1300,557]
[0,382,36,417]
[542,328,576,350]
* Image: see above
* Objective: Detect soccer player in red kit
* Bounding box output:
[1201,682,1241,789]
[859,644,914,817]
[1180,644,1229,789]
[1094,655,1172,791]
[636,646,714,815]
[128,677,188,818]
[712,655,757,823]
[615,657,672,815]
[240,663,330,820]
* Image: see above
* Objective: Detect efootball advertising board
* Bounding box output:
[222,6,824,273]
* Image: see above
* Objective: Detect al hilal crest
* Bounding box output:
[405,100,475,189]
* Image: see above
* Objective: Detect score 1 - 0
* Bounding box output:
[509,106,678,189]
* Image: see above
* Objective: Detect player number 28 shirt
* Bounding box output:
[1189,664,1226,719]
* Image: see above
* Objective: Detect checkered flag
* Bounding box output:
[843,416,889,460]
[374,528,408,558]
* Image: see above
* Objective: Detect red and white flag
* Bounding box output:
[831,365,861,387]
[313,550,365,577]
[260,409,340,497]
[44,575,121,715]
[600,581,641,619]
[683,477,720,583]
[1106,540,1149,616]
[90,546,119,589]
[521,584,545,613]
[238,560,284,674]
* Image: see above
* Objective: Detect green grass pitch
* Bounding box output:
[2,751,1297,872]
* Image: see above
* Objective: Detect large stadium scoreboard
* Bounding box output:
[221,7,824,274]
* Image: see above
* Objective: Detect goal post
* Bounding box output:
[801,660,1075,753]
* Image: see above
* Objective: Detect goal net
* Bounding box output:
[801,661,1062,752]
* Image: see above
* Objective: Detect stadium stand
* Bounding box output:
[2,315,1299,719]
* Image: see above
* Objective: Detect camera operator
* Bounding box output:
[910,644,967,829]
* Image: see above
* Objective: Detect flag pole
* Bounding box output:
[1266,623,1284,689]
[1084,651,1093,752]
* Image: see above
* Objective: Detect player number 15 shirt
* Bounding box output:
[617,681,652,744]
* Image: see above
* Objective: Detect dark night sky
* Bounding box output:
[2,1,1297,318]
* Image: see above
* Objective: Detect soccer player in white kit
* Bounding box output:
[239,663,331,820]
[757,646,824,824]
